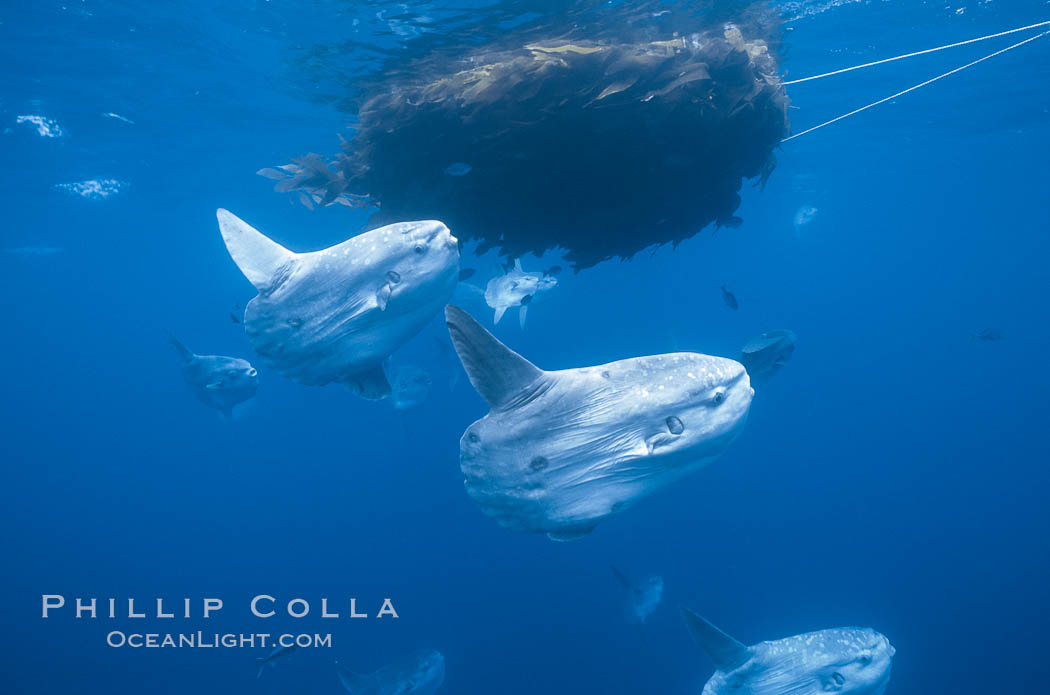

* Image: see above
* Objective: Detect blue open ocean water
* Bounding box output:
[1,1,1048,693]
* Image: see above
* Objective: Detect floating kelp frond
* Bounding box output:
[270,1,788,269]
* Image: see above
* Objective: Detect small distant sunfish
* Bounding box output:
[337,649,445,695]
[970,329,1004,342]
[739,329,796,383]
[611,566,663,624]
[682,607,894,695]
[720,285,739,311]
[793,205,818,236]
[102,112,135,124]
[256,642,296,678]
[484,259,558,328]
[3,246,64,257]
[446,306,753,541]
[444,162,472,176]
[217,209,459,400]
[390,365,433,411]
[168,332,258,421]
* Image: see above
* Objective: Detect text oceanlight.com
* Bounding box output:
[106,632,330,649]
[41,595,400,650]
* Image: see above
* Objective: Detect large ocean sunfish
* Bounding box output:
[336,649,445,695]
[445,306,753,541]
[218,209,459,399]
[167,332,258,421]
[682,608,895,695]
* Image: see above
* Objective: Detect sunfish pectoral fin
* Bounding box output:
[680,607,751,671]
[217,208,297,292]
[335,662,369,693]
[445,305,546,410]
[376,282,393,311]
[518,303,528,329]
[345,364,392,401]
[493,306,507,325]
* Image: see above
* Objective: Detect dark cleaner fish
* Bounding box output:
[446,306,752,541]
[682,608,894,695]
[739,329,797,383]
[167,332,258,422]
[337,649,445,695]
[255,643,296,678]
[720,285,739,310]
[217,209,459,400]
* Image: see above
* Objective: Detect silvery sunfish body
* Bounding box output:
[611,566,663,624]
[168,332,258,421]
[218,209,459,399]
[740,329,797,383]
[255,643,296,678]
[336,649,445,695]
[682,608,895,695]
[484,259,557,328]
[446,306,753,541]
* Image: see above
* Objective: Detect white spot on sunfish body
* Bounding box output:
[16,115,64,138]
[55,179,127,200]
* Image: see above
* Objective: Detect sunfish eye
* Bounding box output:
[414,244,425,254]
[665,416,684,435]
[711,390,726,405]
[387,270,401,283]
[858,653,872,666]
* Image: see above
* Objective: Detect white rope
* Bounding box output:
[784,20,1050,85]
[782,30,1050,143]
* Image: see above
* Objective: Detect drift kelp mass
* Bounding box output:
[266,0,788,269]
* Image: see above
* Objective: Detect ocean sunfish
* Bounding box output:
[682,608,894,695]
[337,649,445,695]
[611,566,663,624]
[390,365,432,411]
[446,306,753,541]
[218,209,459,399]
[255,642,296,678]
[168,332,258,421]
[739,329,796,383]
[483,259,557,328]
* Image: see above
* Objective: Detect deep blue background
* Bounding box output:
[1,1,1048,693]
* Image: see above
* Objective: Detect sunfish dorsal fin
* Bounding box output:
[166,330,193,362]
[445,305,544,410]
[335,662,369,693]
[216,209,297,292]
[681,607,751,671]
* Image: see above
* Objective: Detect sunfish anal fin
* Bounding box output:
[547,524,596,542]
[681,607,751,671]
[217,208,297,292]
[345,364,392,401]
[445,305,545,410]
